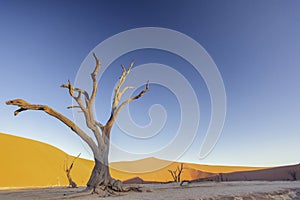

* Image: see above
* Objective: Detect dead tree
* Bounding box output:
[168,163,184,182]
[288,170,297,181]
[218,173,223,182]
[6,53,149,197]
[168,169,178,182]
[65,153,81,188]
[177,163,184,182]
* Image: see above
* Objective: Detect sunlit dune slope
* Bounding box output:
[0,133,93,187]
[0,133,266,187]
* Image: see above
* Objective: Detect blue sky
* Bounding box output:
[0,0,300,167]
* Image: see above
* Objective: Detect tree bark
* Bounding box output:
[86,125,125,195]
[66,172,77,188]
[65,153,81,188]
[87,158,111,189]
[87,126,111,191]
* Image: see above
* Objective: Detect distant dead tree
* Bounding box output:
[288,170,297,181]
[218,173,224,182]
[168,163,184,182]
[6,53,149,197]
[65,153,81,188]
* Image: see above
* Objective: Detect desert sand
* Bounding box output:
[0,133,263,187]
[0,181,299,200]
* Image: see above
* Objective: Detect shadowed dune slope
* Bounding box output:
[220,164,300,181]
[0,133,266,187]
[110,157,265,182]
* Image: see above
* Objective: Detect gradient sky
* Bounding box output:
[0,0,300,167]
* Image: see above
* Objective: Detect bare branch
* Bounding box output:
[114,81,148,116]
[61,80,94,140]
[168,169,178,182]
[107,60,149,129]
[14,108,26,116]
[6,99,99,156]
[61,81,83,107]
[128,60,134,73]
[111,63,134,112]
[121,64,126,73]
[81,53,102,146]
[107,81,149,127]
[119,86,134,99]
[90,53,101,106]
[60,56,104,148]
[69,153,81,171]
[96,122,104,130]
[67,105,81,109]
[61,83,89,100]
[60,81,89,108]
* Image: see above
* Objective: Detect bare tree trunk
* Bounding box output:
[66,172,77,188]
[177,163,184,182]
[65,153,81,188]
[87,158,111,189]
[87,127,111,191]
[86,126,125,196]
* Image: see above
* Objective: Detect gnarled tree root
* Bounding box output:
[62,179,152,199]
[90,178,152,197]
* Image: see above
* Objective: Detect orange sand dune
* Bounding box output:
[0,133,265,187]
[0,133,93,187]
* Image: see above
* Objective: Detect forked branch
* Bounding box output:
[112,81,149,122]
[90,53,101,106]
[168,163,184,182]
[106,61,149,128]
[111,61,134,112]
[168,169,178,182]
[60,53,103,147]
[5,99,98,155]
[60,80,87,111]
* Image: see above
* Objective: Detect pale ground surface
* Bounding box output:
[0,181,299,200]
